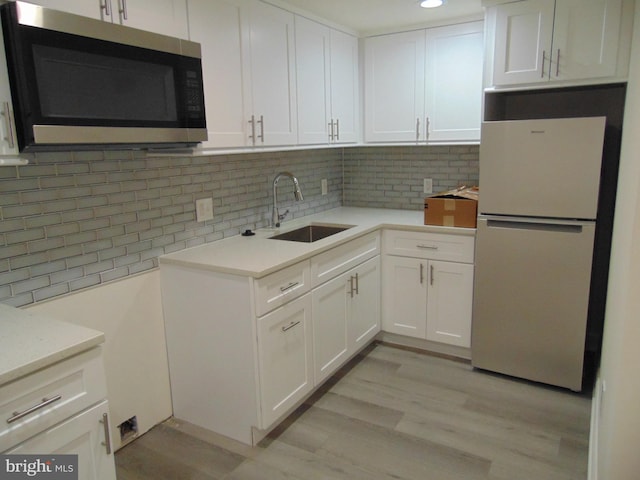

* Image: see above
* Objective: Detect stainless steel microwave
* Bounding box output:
[0,1,207,151]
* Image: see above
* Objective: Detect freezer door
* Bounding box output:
[471,216,596,391]
[479,117,606,219]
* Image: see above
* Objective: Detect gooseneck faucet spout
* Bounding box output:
[272,172,304,227]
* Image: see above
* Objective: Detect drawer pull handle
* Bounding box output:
[282,320,301,332]
[7,395,62,424]
[417,244,438,250]
[101,413,112,455]
[280,282,299,292]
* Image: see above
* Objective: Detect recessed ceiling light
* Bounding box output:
[420,0,444,8]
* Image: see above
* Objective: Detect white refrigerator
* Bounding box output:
[471,116,606,391]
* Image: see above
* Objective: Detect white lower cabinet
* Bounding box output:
[1,347,115,480]
[6,401,116,480]
[161,231,380,445]
[382,230,475,349]
[312,256,380,384]
[257,294,313,428]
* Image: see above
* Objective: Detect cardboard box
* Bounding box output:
[424,186,478,228]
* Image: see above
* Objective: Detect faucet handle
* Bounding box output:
[278,209,290,222]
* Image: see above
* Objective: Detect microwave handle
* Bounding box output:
[2,102,15,150]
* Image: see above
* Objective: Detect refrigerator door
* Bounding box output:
[479,117,606,219]
[471,216,596,391]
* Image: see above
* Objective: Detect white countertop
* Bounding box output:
[0,303,105,386]
[160,207,476,278]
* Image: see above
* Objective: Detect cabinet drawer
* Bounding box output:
[0,347,107,452]
[254,260,311,317]
[383,230,474,263]
[311,232,380,287]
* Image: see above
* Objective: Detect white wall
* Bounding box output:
[593,3,640,478]
[26,270,172,451]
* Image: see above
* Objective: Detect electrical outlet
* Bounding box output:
[321,178,328,195]
[423,178,433,194]
[195,198,214,222]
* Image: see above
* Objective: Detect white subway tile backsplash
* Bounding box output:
[0,145,476,307]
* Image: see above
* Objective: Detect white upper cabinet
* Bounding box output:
[114,0,188,38]
[364,29,426,143]
[188,0,247,148]
[188,0,297,149]
[28,0,103,19]
[364,22,483,143]
[295,16,358,145]
[328,28,359,144]
[425,22,484,142]
[295,16,332,145]
[241,1,298,147]
[30,0,188,38]
[490,0,629,87]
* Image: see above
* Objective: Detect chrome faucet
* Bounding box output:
[272,172,304,227]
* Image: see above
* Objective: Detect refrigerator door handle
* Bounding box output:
[483,217,587,234]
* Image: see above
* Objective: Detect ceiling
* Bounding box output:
[274,0,485,36]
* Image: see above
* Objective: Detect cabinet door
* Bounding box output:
[7,401,116,480]
[382,256,427,338]
[364,30,426,142]
[28,0,103,19]
[552,0,622,80]
[312,271,349,384]
[115,0,188,38]
[425,22,483,142]
[257,293,313,429]
[188,0,248,148]
[492,0,555,86]
[242,1,298,146]
[295,16,331,145]
[426,261,473,348]
[348,257,380,351]
[329,29,359,144]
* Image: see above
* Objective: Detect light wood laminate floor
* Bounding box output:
[115,343,591,480]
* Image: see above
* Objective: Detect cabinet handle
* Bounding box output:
[541,50,546,78]
[100,413,112,455]
[279,281,299,292]
[426,117,430,141]
[2,101,15,149]
[430,264,434,286]
[419,263,424,284]
[248,115,256,144]
[328,120,334,141]
[281,320,301,332]
[417,244,438,250]
[556,48,560,77]
[7,395,62,424]
[349,275,355,298]
[100,0,111,17]
[257,115,264,143]
[354,272,359,295]
[335,118,340,141]
[118,0,127,20]
[416,118,420,141]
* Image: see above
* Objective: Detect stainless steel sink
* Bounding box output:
[269,224,352,243]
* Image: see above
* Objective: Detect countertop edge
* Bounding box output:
[0,305,106,386]
[159,208,476,278]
